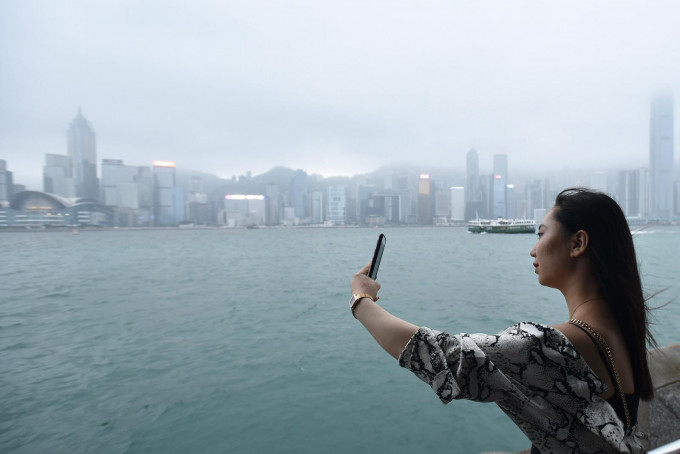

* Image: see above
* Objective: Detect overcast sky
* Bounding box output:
[1,0,679,189]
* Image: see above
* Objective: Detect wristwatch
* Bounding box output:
[349,293,375,318]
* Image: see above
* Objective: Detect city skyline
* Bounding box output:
[3,1,680,188]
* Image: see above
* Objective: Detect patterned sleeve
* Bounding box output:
[398,326,521,404]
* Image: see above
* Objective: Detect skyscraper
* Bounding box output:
[67,108,98,200]
[492,154,508,218]
[327,185,346,225]
[466,149,480,202]
[417,174,432,224]
[43,154,75,197]
[289,170,308,220]
[0,159,14,204]
[649,95,674,220]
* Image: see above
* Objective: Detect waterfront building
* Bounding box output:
[311,190,324,224]
[492,154,508,218]
[67,109,99,200]
[649,94,675,220]
[4,190,113,228]
[466,149,480,202]
[395,173,414,223]
[327,185,346,225]
[0,159,13,204]
[506,184,517,219]
[356,184,376,224]
[527,179,550,217]
[265,183,280,226]
[617,168,650,219]
[417,174,432,224]
[153,160,184,226]
[434,185,450,225]
[449,186,465,222]
[221,194,264,227]
[368,192,401,225]
[43,154,75,198]
[290,170,307,220]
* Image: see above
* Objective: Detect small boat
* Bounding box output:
[468,217,536,234]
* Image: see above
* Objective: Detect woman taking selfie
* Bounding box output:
[349,188,652,453]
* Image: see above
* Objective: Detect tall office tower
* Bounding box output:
[311,190,324,224]
[153,160,181,225]
[527,179,550,216]
[265,183,280,226]
[650,94,674,220]
[0,160,14,203]
[67,108,99,199]
[506,184,517,219]
[356,184,375,224]
[417,174,432,224]
[675,181,680,216]
[327,185,346,225]
[101,159,127,206]
[289,170,308,220]
[43,154,75,197]
[466,148,480,202]
[631,168,649,218]
[449,187,465,222]
[492,154,508,218]
[395,173,414,223]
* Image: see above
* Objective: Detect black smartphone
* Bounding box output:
[368,233,386,280]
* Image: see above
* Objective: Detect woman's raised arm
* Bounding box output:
[350,264,419,360]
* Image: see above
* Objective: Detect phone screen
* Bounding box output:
[368,233,386,280]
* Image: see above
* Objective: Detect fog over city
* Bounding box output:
[1,0,679,189]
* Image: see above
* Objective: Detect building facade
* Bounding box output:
[67,109,99,200]
[649,95,674,220]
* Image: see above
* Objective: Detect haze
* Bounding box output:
[1,0,679,189]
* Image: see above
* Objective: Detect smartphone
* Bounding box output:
[368,233,386,280]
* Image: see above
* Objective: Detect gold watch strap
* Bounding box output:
[350,294,375,318]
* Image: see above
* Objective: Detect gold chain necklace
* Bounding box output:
[568,297,600,319]
[569,318,631,432]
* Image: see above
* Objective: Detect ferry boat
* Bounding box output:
[468,217,536,234]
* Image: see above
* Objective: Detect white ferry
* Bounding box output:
[468,217,536,234]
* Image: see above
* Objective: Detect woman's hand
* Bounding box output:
[348,263,418,360]
[350,263,381,300]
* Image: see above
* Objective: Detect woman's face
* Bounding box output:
[530,209,574,289]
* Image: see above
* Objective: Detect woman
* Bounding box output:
[349,188,653,453]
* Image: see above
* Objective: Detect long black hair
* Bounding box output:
[553,187,656,400]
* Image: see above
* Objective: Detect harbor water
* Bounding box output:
[1,227,678,454]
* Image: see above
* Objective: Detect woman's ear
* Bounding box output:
[571,230,590,257]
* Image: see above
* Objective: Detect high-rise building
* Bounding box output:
[43,154,75,197]
[290,170,308,220]
[67,108,98,200]
[153,160,183,225]
[265,183,280,226]
[327,185,346,225]
[449,187,465,222]
[466,149,480,202]
[649,95,674,220]
[417,174,432,224]
[492,154,508,218]
[617,168,649,218]
[311,191,324,224]
[0,159,14,204]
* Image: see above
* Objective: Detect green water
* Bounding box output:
[1,227,678,453]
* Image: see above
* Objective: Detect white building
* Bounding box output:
[327,185,346,225]
[449,187,465,222]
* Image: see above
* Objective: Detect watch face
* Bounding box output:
[349,295,357,306]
